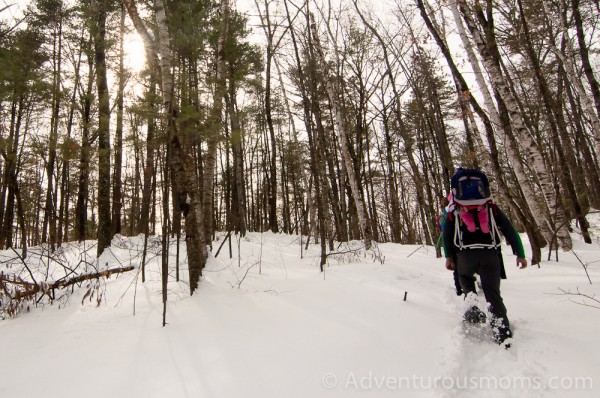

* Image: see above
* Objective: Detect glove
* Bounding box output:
[445,257,455,271]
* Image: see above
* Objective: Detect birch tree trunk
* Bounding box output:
[457,0,572,251]
[417,0,545,262]
[308,14,372,250]
[155,0,209,293]
[448,1,501,130]
[124,0,208,293]
[452,0,550,252]
[516,0,591,244]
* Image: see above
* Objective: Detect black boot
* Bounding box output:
[492,319,512,349]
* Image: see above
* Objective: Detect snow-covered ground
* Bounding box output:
[1,224,599,398]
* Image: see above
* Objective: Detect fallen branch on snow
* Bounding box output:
[1,266,134,302]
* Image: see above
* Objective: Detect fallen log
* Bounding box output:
[1,266,134,301]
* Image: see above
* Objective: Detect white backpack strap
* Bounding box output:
[453,210,464,250]
[453,204,502,251]
[488,205,501,249]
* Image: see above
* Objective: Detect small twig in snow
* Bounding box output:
[569,250,593,284]
[549,288,600,310]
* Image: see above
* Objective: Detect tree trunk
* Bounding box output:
[75,48,94,243]
[154,0,207,293]
[92,0,112,257]
[457,0,572,250]
[543,0,600,163]
[112,4,125,236]
[140,79,157,283]
[563,73,600,208]
[124,0,210,293]
[43,15,63,251]
[571,0,600,118]
[517,0,591,244]
[0,96,24,249]
[201,0,230,247]
[59,32,85,246]
[226,89,247,236]
[381,104,401,243]
[418,0,545,262]
[284,0,327,268]
[260,0,279,233]
[354,1,426,244]
[308,14,372,250]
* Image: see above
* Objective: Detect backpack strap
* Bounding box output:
[453,202,501,251]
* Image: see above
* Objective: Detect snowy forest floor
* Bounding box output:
[1,218,600,398]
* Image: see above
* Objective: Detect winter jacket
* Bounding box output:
[442,204,525,260]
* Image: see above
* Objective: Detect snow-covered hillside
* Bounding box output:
[1,227,599,398]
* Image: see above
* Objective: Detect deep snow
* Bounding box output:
[1,225,599,398]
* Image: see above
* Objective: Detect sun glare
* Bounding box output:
[123,32,147,73]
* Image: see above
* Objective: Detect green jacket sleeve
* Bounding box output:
[442,213,456,258]
[494,207,526,258]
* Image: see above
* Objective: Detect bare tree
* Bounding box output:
[308,12,372,250]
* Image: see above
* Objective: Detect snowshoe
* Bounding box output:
[461,317,491,343]
[463,305,487,324]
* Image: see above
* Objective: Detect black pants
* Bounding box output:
[456,249,509,329]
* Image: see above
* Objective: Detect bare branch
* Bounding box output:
[550,288,600,310]
[0,4,14,13]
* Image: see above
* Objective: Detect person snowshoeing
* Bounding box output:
[442,168,527,348]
